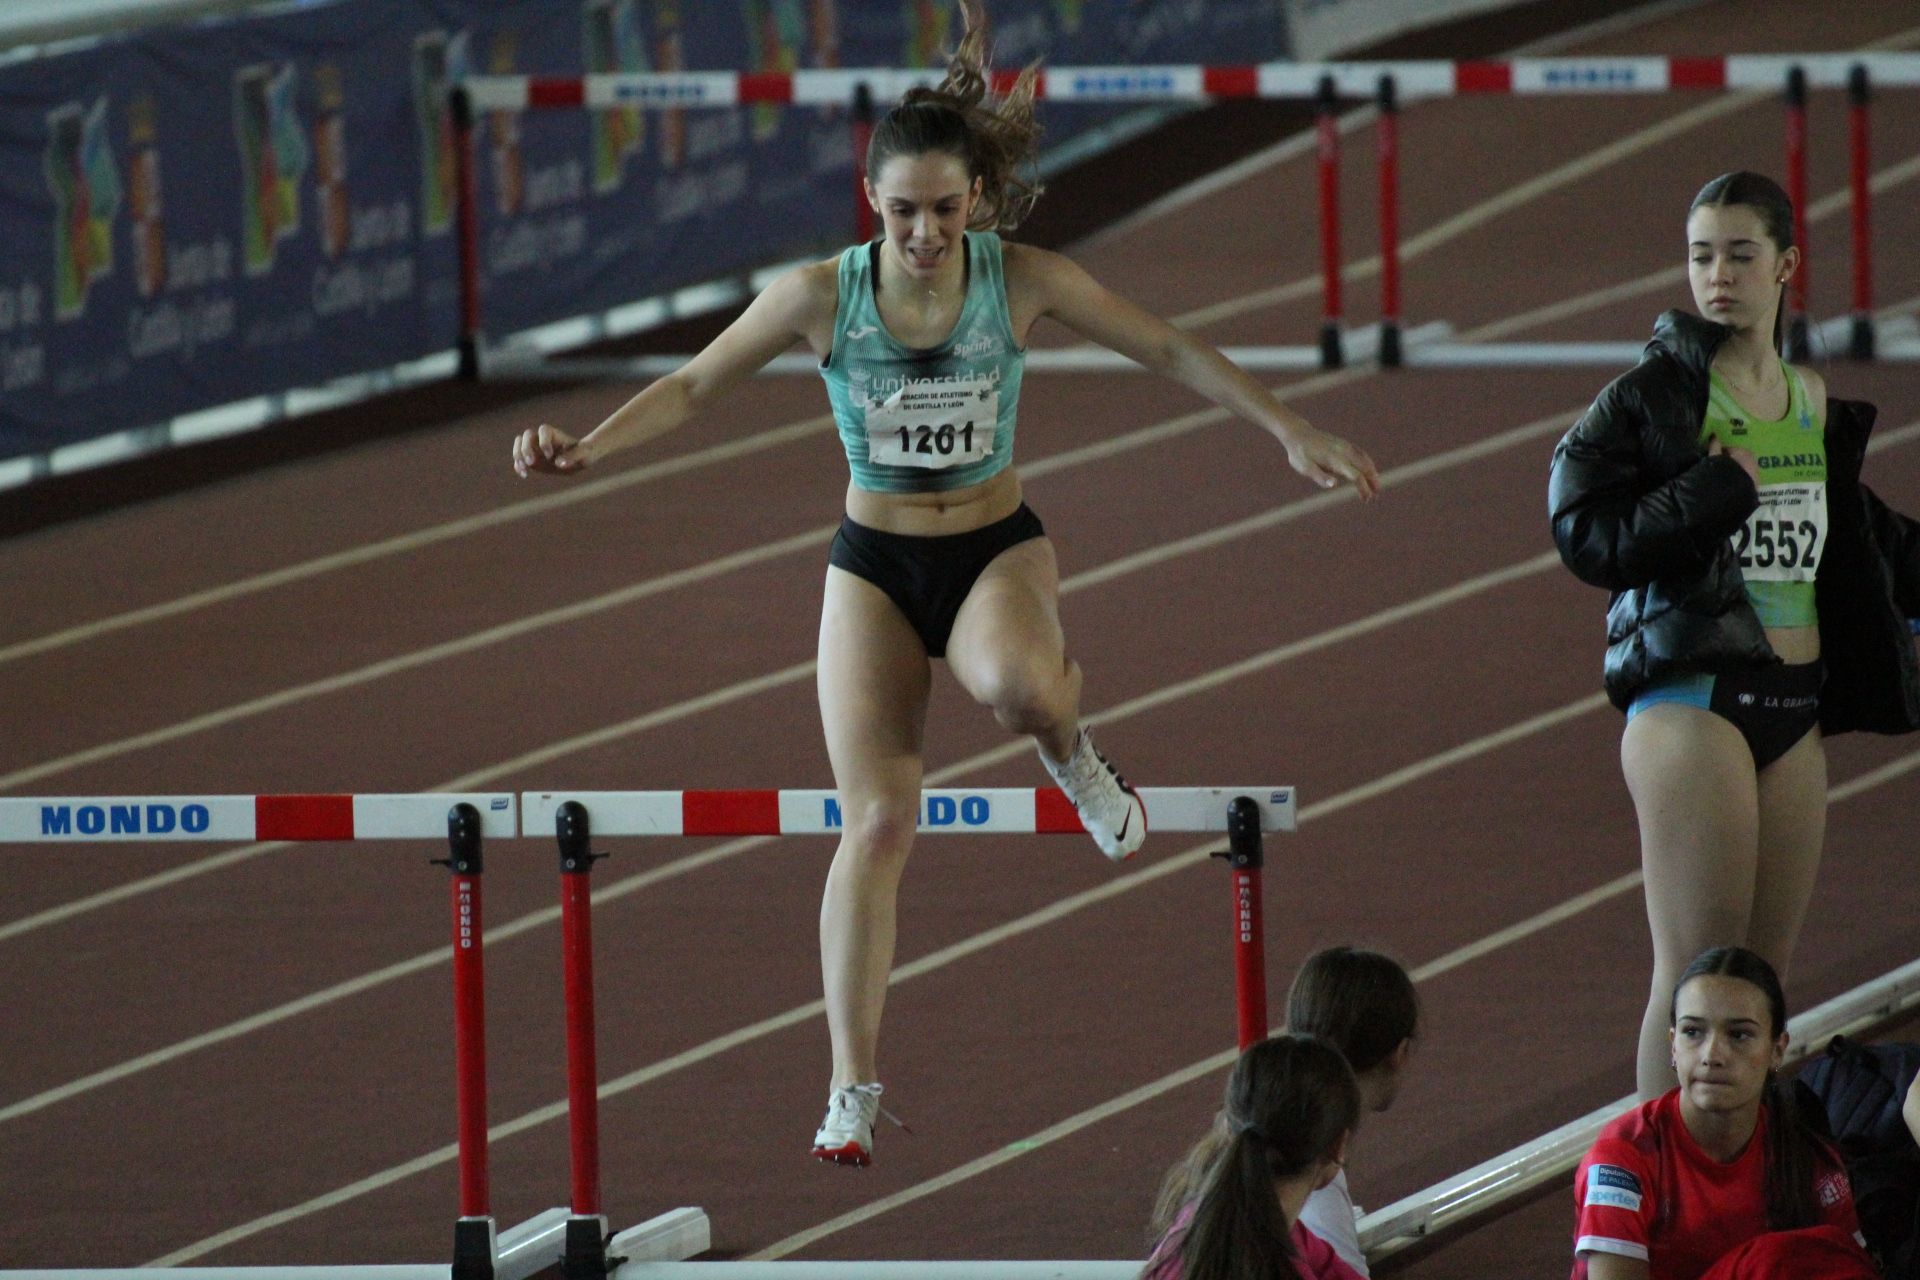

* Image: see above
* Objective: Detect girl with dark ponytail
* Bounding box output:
[515,2,1381,1169]
[1144,1036,1365,1280]
[1570,947,1873,1279]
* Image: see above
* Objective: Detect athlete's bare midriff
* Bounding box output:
[1765,623,1819,665]
[843,467,1024,536]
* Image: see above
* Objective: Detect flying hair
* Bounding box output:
[865,2,1043,232]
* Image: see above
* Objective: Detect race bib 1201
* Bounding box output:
[865,377,998,470]
[1735,482,1827,582]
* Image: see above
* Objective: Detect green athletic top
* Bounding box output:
[818,232,1026,493]
[1699,361,1826,628]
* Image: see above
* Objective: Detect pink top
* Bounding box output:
[1144,1201,1368,1280]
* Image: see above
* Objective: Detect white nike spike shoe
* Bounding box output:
[1042,727,1147,861]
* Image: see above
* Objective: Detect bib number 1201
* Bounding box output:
[866,380,998,470]
[896,421,978,457]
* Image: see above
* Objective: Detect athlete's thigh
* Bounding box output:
[1748,726,1827,960]
[1621,703,1762,943]
[818,566,933,810]
[943,536,1064,700]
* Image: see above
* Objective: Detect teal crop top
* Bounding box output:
[818,232,1026,493]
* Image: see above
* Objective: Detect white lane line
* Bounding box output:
[0,413,837,669]
[0,400,1583,946]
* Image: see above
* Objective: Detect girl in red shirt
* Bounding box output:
[1571,947,1872,1280]
[1143,1035,1365,1280]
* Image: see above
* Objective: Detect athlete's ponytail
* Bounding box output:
[1144,1035,1359,1280]
[866,2,1043,232]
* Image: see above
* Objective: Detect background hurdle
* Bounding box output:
[452,52,1920,379]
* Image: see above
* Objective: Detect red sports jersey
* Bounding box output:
[1571,1089,1861,1280]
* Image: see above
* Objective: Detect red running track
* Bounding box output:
[3,0,1920,1272]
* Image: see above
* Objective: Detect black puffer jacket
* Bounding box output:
[1548,309,1920,734]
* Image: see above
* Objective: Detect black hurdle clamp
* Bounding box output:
[433,802,484,875]
[556,800,608,874]
[1208,795,1265,870]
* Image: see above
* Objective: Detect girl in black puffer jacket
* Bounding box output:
[1548,171,1920,1100]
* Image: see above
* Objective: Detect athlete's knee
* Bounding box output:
[972,654,1069,730]
[833,801,918,868]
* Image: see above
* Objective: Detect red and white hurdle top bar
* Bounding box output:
[522,788,1295,836]
[457,55,1920,111]
[0,788,1292,841]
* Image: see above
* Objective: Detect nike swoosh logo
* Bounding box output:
[1117,810,1132,841]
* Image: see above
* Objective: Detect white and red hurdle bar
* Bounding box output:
[450,53,1920,380]
[0,786,1290,1279]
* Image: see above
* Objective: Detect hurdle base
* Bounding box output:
[453,1216,496,1280]
[563,1214,613,1280]
[607,1207,713,1271]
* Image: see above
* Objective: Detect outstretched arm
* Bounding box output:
[1007,244,1380,498]
[512,260,835,476]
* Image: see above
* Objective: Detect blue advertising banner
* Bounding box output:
[0,0,1287,462]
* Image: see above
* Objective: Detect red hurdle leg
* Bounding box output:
[442,802,495,1280]
[1848,63,1874,360]
[1784,65,1811,360]
[557,801,610,1280]
[1316,74,1344,370]
[1212,796,1269,1052]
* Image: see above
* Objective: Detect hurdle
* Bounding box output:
[0,793,706,1280]
[450,51,1920,380]
[519,785,1293,1275]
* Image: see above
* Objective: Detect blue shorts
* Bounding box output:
[1626,661,1824,770]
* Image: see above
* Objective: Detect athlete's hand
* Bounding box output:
[1282,424,1382,500]
[1707,437,1760,488]
[512,424,594,478]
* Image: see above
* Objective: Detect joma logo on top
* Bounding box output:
[40,803,212,836]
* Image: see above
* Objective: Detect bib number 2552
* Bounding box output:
[1734,483,1826,583]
